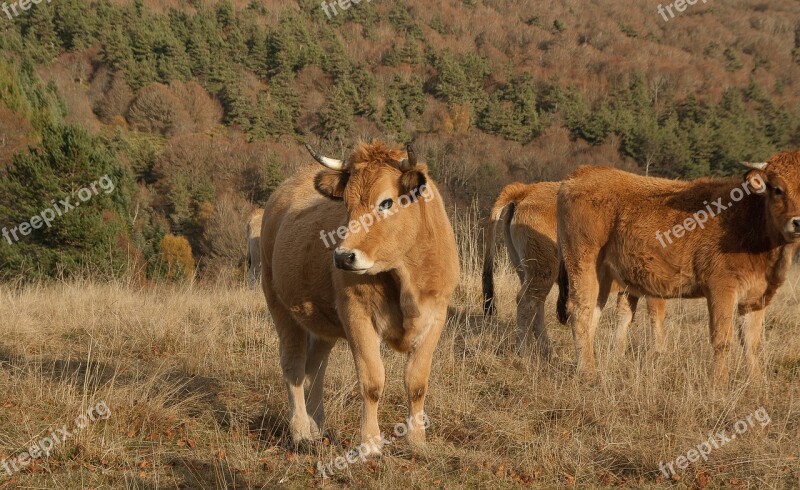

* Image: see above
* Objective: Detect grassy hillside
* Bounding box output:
[0,0,799,280]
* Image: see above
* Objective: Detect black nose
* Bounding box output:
[333,250,356,270]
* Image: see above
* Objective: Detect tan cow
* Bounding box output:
[260,141,459,454]
[557,151,800,383]
[246,209,264,288]
[483,182,666,358]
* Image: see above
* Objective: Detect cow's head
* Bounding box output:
[743,150,800,243]
[307,141,433,274]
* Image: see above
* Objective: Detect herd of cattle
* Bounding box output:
[245,141,800,454]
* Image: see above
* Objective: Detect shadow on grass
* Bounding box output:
[165,456,276,489]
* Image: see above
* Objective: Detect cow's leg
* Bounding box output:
[344,309,385,457]
[707,292,737,385]
[614,292,638,355]
[738,308,765,383]
[567,260,601,375]
[515,280,551,358]
[248,238,259,288]
[270,305,313,448]
[590,272,613,355]
[506,220,526,284]
[305,335,337,438]
[403,306,447,451]
[647,297,667,353]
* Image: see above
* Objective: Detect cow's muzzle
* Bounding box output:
[786,217,800,240]
[334,248,358,271]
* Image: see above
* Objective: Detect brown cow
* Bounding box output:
[246,208,264,288]
[260,141,459,454]
[557,152,800,383]
[483,182,666,358]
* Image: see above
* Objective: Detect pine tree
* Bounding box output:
[319,85,354,139]
[20,2,60,62]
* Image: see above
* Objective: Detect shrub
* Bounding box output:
[127,83,192,136]
[158,234,195,281]
[96,72,135,124]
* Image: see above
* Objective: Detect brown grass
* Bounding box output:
[1,209,799,488]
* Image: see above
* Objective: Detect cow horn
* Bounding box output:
[406,144,417,166]
[305,144,344,171]
[741,161,768,170]
[397,144,417,172]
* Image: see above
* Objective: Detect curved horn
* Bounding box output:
[741,161,768,171]
[397,144,418,172]
[406,144,417,166]
[305,144,344,171]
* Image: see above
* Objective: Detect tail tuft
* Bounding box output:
[556,259,569,325]
[482,261,498,316]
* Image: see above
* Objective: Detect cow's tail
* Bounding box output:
[482,183,527,316]
[246,223,253,272]
[556,257,569,325]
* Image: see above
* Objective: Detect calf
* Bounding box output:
[557,152,800,382]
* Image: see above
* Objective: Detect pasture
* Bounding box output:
[1,211,799,489]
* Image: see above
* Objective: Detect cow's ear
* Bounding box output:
[399,169,427,199]
[745,169,768,195]
[315,170,348,200]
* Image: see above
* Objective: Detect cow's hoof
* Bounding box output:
[292,438,315,454]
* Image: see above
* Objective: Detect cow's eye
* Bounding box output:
[773,185,784,196]
[378,199,394,211]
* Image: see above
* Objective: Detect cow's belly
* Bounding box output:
[604,241,704,299]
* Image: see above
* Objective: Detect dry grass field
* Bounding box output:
[1,211,800,489]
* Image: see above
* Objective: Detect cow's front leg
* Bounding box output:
[613,292,638,355]
[738,308,765,384]
[403,305,446,451]
[647,297,668,353]
[344,307,386,457]
[707,290,737,385]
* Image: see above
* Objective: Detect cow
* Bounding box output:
[556,151,800,383]
[246,208,264,288]
[483,182,666,358]
[260,141,459,455]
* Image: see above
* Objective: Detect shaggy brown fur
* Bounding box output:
[557,151,800,383]
[483,182,666,358]
[260,141,459,453]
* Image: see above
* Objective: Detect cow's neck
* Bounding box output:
[389,197,442,321]
[391,263,421,319]
[735,193,795,301]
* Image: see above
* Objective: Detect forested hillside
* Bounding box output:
[1,0,799,281]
